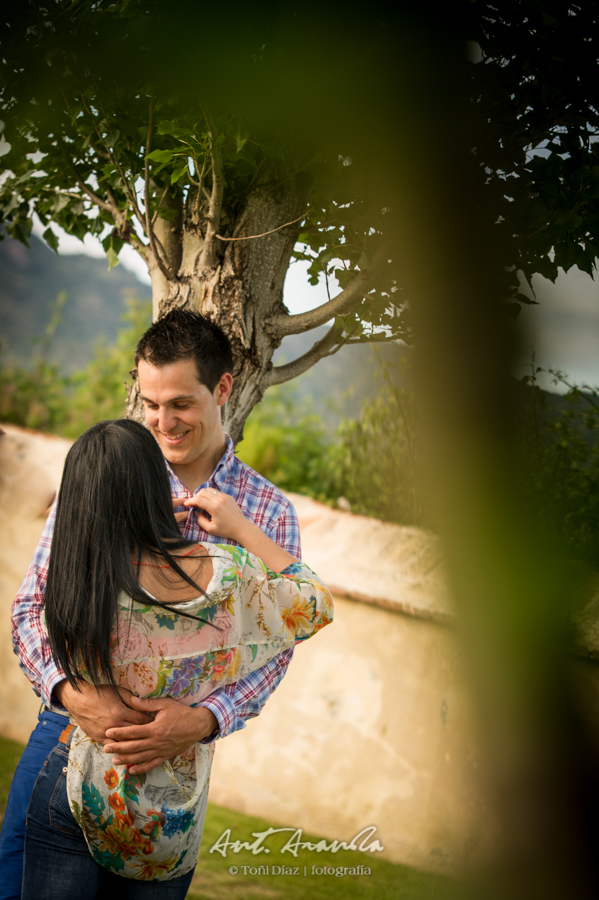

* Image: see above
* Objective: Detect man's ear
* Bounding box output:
[215,372,233,407]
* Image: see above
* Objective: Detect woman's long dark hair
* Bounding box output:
[45,419,211,689]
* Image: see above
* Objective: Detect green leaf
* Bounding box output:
[170,164,188,185]
[43,227,59,253]
[147,149,174,163]
[104,129,120,148]
[233,145,258,169]
[82,781,105,820]
[155,206,179,220]
[157,119,183,136]
[235,134,248,153]
[106,246,119,270]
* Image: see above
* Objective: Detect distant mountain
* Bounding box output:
[0,235,149,371]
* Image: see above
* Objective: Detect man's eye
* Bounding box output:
[144,402,159,410]
[174,403,190,409]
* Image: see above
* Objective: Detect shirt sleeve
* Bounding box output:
[267,501,302,560]
[191,500,302,742]
[196,553,333,742]
[11,504,68,708]
[197,647,294,742]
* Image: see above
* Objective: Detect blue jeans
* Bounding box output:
[0,708,66,900]
[22,733,198,899]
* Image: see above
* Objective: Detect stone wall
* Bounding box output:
[0,425,71,742]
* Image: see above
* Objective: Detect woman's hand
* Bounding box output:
[186,489,297,572]
[184,489,249,542]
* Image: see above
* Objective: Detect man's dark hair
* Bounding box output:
[135,308,233,391]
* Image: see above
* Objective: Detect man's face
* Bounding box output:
[138,358,231,468]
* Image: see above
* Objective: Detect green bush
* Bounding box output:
[238,357,423,528]
[321,370,422,526]
[0,296,151,437]
[236,385,333,497]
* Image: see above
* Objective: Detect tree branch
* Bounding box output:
[266,322,344,387]
[61,147,114,213]
[144,97,176,282]
[344,333,401,344]
[215,214,305,242]
[269,241,391,337]
[199,106,225,268]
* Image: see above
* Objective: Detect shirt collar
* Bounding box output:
[165,433,235,494]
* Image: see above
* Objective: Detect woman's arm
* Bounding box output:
[183,489,296,572]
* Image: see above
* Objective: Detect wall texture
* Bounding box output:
[0,425,71,742]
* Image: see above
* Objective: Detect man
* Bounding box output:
[1,308,301,898]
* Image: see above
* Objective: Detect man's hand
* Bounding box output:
[172,495,190,525]
[53,680,153,744]
[103,695,218,775]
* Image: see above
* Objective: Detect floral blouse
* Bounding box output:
[65,544,333,881]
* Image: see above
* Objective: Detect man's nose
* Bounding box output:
[157,408,177,433]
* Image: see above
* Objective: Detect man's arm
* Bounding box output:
[12,504,152,736]
[104,648,294,774]
[266,501,302,562]
[11,505,66,708]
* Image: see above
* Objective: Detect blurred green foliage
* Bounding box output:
[0,296,151,437]
[237,357,422,527]
[236,385,332,499]
[322,361,421,526]
[523,365,599,564]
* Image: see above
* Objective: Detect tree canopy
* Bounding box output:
[1,1,599,435]
[469,0,599,308]
[0,1,406,438]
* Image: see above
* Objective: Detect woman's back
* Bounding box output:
[135,545,213,605]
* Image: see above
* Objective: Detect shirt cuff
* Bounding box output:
[42,668,69,711]
[197,691,238,743]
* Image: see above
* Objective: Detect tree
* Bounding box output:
[468,0,599,310]
[0,1,403,442]
[2,1,599,433]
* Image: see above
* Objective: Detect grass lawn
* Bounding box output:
[0,735,457,900]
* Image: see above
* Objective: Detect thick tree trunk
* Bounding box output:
[129,161,311,444]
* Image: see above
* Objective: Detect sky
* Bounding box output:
[516,267,599,391]
[32,219,599,392]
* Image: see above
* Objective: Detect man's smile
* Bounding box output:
[159,430,190,443]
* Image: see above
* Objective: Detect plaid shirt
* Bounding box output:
[11,435,301,742]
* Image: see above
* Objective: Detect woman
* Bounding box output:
[22,420,333,899]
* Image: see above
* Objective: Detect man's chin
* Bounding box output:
[156,437,191,465]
